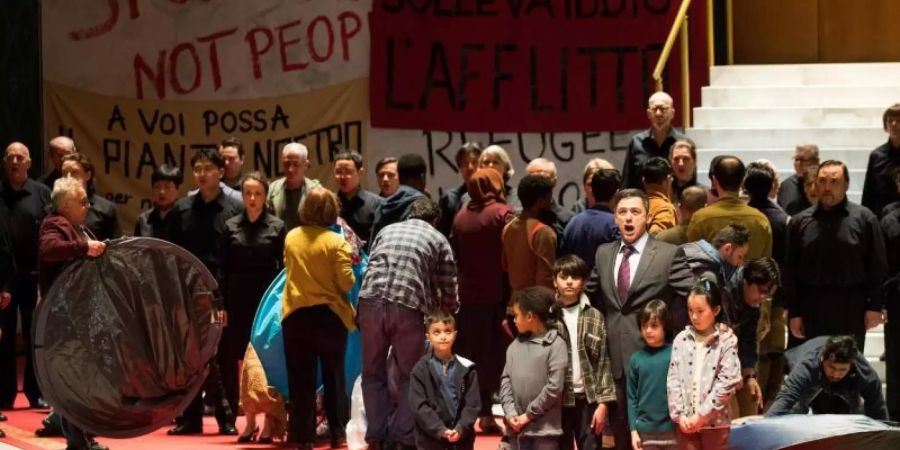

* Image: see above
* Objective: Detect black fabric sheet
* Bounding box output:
[33,237,222,438]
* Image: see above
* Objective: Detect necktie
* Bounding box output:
[617,244,636,304]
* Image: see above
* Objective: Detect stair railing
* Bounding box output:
[652,0,730,128]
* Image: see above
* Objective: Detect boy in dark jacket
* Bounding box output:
[409,310,481,450]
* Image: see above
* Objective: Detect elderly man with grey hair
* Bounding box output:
[622,91,687,189]
[526,158,573,240]
[38,176,108,450]
[778,144,820,215]
[266,142,321,231]
[38,136,76,189]
[1,142,51,412]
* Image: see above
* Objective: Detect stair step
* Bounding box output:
[692,147,874,171]
[692,107,885,129]
[701,85,900,108]
[710,62,900,87]
[689,127,885,149]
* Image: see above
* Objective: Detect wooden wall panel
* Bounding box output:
[819,0,900,62]
[733,0,818,64]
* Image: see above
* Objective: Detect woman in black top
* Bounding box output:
[219,172,286,442]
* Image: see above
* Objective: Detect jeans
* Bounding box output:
[358,299,425,446]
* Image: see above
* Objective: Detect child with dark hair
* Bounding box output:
[627,300,676,450]
[500,286,568,450]
[667,278,741,450]
[552,255,615,450]
[408,310,481,450]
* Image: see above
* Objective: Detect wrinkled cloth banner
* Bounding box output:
[369,0,708,132]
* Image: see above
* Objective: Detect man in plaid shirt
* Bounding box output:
[357,197,459,450]
[553,255,617,450]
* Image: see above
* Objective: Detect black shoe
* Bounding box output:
[0,412,6,421]
[218,425,238,436]
[257,436,273,444]
[89,439,109,450]
[29,398,50,410]
[167,424,202,435]
[35,425,64,437]
[0,428,5,438]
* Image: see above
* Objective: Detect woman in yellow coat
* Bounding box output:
[282,187,355,449]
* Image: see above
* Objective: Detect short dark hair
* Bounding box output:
[711,224,750,249]
[612,188,649,213]
[61,152,94,175]
[220,137,243,158]
[638,299,672,341]
[375,157,398,173]
[689,273,723,312]
[191,148,224,169]
[642,157,672,185]
[818,159,850,184]
[744,161,776,201]
[822,335,858,364]
[517,174,554,209]
[591,169,621,203]
[455,142,482,167]
[398,154,427,184]
[883,103,900,131]
[743,257,782,290]
[553,254,590,280]
[241,171,270,195]
[669,139,697,161]
[712,156,746,192]
[680,186,707,212]
[408,197,441,224]
[151,164,183,187]
[511,286,559,327]
[335,149,364,170]
[424,309,456,331]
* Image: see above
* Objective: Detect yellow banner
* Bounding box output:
[43,77,369,232]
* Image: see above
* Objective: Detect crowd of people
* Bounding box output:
[0,94,898,450]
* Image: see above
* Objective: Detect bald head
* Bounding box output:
[48,136,76,171]
[647,91,675,132]
[526,158,558,186]
[679,185,707,224]
[4,142,32,188]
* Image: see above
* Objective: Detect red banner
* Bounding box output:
[369,0,708,132]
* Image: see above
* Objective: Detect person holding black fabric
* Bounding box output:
[334,150,382,250]
[861,103,900,218]
[220,172,285,442]
[0,142,51,412]
[438,142,482,236]
[621,91,687,190]
[133,164,182,240]
[168,148,243,436]
[785,160,887,351]
[60,153,122,241]
[38,176,108,450]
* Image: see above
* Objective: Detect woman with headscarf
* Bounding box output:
[450,168,514,434]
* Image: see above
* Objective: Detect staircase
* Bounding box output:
[689,62,899,383]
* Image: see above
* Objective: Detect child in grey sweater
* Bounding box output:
[500,286,568,450]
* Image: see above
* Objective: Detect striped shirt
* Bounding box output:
[359,219,459,314]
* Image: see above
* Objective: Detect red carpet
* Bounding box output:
[0,394,503,450]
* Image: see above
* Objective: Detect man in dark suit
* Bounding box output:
[584,188,691,450]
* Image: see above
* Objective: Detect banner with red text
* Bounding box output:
[369,0,708,132]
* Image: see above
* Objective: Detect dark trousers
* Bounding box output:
[283,305,348,444]
[60,415,92,450]
[0,275,41,406]
[560,395,600,450]
[886,299,900,421]
[358,299,425,447]
[218,341,243,421]
[609,377,631,450]
[180,358,234,429]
